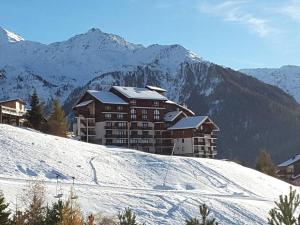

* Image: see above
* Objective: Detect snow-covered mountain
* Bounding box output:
[0,124,293,225]
[240,65,300,102]
[0,27,202,105]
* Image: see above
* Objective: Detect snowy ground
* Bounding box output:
[0,124,295,224]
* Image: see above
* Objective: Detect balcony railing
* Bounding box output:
[1,106,26,117]
[105,134,128,138]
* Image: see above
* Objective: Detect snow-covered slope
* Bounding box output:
[240,65,300,102]
[0,124,293,224]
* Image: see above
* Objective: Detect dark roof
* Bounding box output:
[0,98,25,104]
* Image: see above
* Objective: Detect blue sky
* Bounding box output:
[1,0,300,69]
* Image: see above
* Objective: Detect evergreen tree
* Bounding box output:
[45,200,63,225]
[27,90,44,130]
[0,191,11,225]
[118,208,144,225]
[186,204,218,225]
[256,150,277,177]
[47,100,68,137]
[268,187,300,225]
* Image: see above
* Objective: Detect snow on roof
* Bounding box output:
[87,90,128,104]
[278,155,300,167]
[165,100,195,116]
[168,116,208,130]
[74,100,93,108]
[0,98,25,104]
[112,86,168,100]
[145,85,167,92]
[164,111,183,122]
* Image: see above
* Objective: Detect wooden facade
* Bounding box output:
[73,86,219,158]
[0,99,26,126]
[277,156,300,185]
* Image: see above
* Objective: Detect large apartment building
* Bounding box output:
[73,85,219,158]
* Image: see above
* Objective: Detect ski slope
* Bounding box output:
[0,124,294,224]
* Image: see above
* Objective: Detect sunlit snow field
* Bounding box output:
[0,124,294,225]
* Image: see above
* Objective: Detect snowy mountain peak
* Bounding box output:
[0,27,24,44]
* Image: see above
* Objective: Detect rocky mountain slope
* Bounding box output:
[1,27,300,164]
[241,65,300,103]
[0,124,294,225]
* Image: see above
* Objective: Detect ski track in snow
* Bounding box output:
[0,124,297,225]
[89,156,99,185]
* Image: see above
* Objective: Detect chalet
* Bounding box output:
[73,86,219,158]
[0,99,26,126]
[277,155,300,185]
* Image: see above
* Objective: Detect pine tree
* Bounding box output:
[27,90,44,130]
[0,191,11,225]
[47,100,68,137]
[186,204,218,225]
[256,150,277,177]
[45,200,63,225]
[268,187,300,225]
[118,208,144,225]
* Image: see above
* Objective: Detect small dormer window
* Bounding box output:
[154,101,159,107]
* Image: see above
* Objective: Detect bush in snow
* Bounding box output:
[268,187,300,225]
[185,204,219,225]
[118,208,144,225]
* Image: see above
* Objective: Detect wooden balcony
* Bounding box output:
[105,134,128,138]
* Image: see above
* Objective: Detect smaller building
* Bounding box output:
[0,99,26,126]
[277,155,300,185]
[168,116,219,157]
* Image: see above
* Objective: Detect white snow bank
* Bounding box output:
[0,124,294,224]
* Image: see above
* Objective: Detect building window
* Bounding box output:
[104,113,112,119]
[117,106,123,111]
[154,109,160,120]
[142,131,149,137]
[106,122,112,127]
[118,122,126,128]
[105,105,111,111]
[117,114,124,119]
[182,139,184,143]
[142,122,148,128]
[142,109,148,120]
[130,100,136,105]
[130,108,137,120]
[154,101,159,107]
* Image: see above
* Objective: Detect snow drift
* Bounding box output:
[0,124,294,224]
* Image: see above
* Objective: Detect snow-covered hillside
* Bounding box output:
[0,124,293,224]
[240,65,300,102]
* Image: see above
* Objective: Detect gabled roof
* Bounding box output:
[168,116,208,130]
[145,85,167,93]
[164,111,183,122]
[74,100,93,108]
[87,90,128,105]
[165,100,195,116]
[111,86,168,100]
[278,155,300,167]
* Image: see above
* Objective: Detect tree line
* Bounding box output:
[0,181,218,225]
[26,91,68,137]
